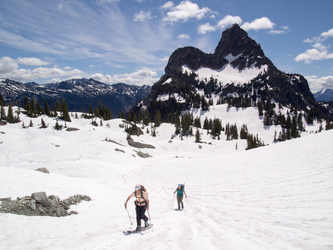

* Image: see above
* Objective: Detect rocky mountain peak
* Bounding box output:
[215,24,259,56]
[131,24,331,121]
[164,24,274,76]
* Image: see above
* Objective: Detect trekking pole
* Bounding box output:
[147,210,152,224]
[125,206,133,225]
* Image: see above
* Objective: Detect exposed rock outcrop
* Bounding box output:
[0,192,91,217]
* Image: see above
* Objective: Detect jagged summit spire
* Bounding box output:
[214,23,262,57]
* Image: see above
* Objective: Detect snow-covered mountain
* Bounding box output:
[0,106,332,249]
[0,78,151,115]
[314,88,333,102]
[131,24,331,122]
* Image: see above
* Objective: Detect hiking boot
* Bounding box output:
[136,225,141,231]
[145,221,149,227]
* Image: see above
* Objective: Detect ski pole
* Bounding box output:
[147,209,152,223]
[125,206,133,225]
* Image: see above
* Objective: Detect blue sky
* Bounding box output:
[0,0,332,92]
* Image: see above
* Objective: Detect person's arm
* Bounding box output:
[183,190,187,198]
[124,192,135,208]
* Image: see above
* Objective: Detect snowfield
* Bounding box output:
[0,107,332,250]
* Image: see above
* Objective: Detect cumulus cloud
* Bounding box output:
[296,28,333,64]
[216,15,242,30]
[133,10,152,22]
[197,16,277,35]
[198,23,216,34]
[17,57,51,66]
[0,56,84,83]
[305,75,333,92]
[90,67,158,86]
[0,57,18,74]
[241,17,275,31]
[162,0,210,23]
[295,49,333,64]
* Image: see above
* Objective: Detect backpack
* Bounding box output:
[176,184,185,196]
[134,185,148,206]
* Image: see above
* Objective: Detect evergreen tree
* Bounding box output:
[119,110,125,119]
[194,117,201,128]
[201,96,209,110]
[94,107,100,118]
[203,117,209,130]
[61,99,71,122]
[44,100,50,117]
[1,104,6,120]
[0,94,4,106]
[154,110,161,127]
[36,101,43,116]
[195,129,201,143]
[41,118,47,128]
[54,120,62,130]
[89,104,93,115]
[240,124,249,139]
[6,102,15,123]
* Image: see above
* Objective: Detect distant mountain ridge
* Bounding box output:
[0,78,151,116]
[314,89,333,102]
[131,24,331,120]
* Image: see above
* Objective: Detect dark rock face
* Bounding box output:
[131,24,331,120]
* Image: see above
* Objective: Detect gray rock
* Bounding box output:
[35,168,50,174]
[31,192,51,207]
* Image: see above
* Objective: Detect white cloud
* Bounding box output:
[295,49,333,64]
[177,34,190,40]
[95,67,159,86]
[0,57,18,74]
[241,17,275,31]
[296,28,333,64]
[216,15,242,30]
[305,75,333,92]
[90,73,113,84]
[161,1,174,9]
[133,10,152,22]
[269,26,290,35]
[162,0,210,23]
[17,57,51,66]
[197,16,280,35]
[0,56,85,83]
[321,28,333,38]
[198,23,216,34]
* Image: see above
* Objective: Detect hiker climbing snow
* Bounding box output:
[124,184,150,231]
[174,184,187,210]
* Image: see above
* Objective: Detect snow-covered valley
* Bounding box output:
[0,106,332,249]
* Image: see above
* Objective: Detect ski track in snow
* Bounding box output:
[0,107,333,250]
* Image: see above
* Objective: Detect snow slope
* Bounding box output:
[0,109,332,249]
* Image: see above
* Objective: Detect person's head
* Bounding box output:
[178,184,181,188]
[135,184,141,191]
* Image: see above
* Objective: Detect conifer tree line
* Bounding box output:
[0,94,119,125]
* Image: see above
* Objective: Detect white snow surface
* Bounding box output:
[182,61,267,85]
[0,108,333,250]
